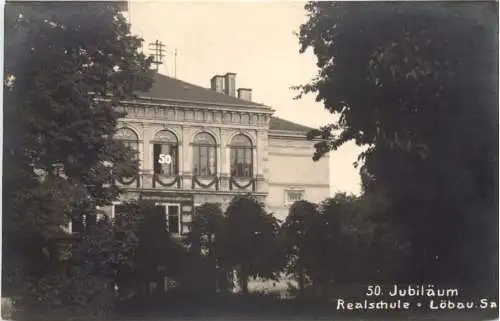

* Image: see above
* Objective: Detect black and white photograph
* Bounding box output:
[2,1,499,320]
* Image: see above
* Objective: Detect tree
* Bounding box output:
[3,0,153,313]
[113,200,183,302]
[296,2,498,291]
[17,202,140,318]
[185,203,230,294]
[294,193,404,301]
[221,195,282,295]
[281,200,320,299]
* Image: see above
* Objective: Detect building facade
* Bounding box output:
[101,72,329,233]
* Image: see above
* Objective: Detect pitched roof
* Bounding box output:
[135,72,268,108]
[269,116,315,133]
[134,72,315,134]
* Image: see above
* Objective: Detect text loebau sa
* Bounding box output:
[336,298,497,311]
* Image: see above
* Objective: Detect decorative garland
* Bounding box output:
[154,174,181,188]
[230,177,255,191]
[192,176,218,189]
[116,174,138,187]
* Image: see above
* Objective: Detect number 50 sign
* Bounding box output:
[158,154,172,164]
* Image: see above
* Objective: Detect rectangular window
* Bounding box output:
[155,204,181,235]
[167,205,180,234]
[286,191,304,204]
[288,192,303,202]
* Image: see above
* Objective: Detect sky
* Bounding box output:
[128,1,363,196]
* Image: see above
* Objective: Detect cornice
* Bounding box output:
[122,97,275,114]
[113,102,273,127]
[123,187,268,197]
[268,182,330,188]
[120,117,269,130]
[268,129,324,142]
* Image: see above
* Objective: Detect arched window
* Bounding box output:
[230,134,253,177]
[153,130,178,177]
[114,127,139,185]
[116,128,139,158]
[193,132,217,177]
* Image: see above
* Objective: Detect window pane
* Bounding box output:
[200,147,208,176]
[193,147,199,175]
[153,144,178,176]
[244,149,251,165]
[159,145,169,175]
[231,148,238,177]
[230,149,237,176]
[237,162,243,177]
[170,146,178,174]
[230,148,252,177]
[208,147,216,175]
[168,205,180,234]
[157,144,176,176]
[153,144,161,174]
[245,149,252,177]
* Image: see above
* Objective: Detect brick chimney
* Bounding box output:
[210,75,224,94]
[237,88,252,101]
[224,72,236,97]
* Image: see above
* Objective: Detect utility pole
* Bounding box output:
[148,40,165,71]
